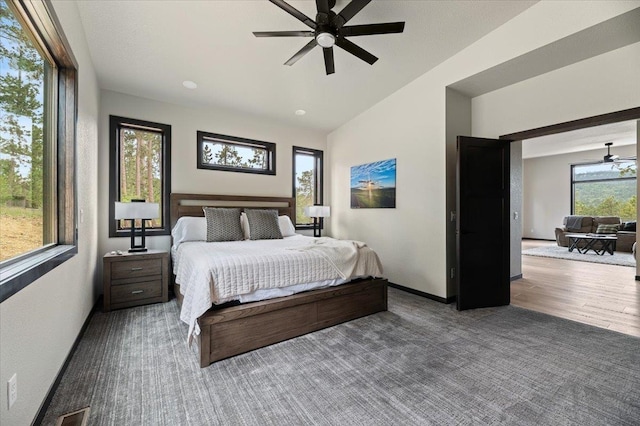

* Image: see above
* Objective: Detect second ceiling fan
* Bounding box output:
[253,0,405,75]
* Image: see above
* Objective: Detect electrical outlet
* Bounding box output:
[8,374,17,409]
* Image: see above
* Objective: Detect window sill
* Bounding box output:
[0,245,77,303]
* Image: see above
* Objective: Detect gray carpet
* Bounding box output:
[41,289,640,425]
[522,245,635,267]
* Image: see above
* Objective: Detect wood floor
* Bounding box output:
[513,239,640,337]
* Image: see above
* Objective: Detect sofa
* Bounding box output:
[554,216,637,252]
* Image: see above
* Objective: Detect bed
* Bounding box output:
[170,193,388,367]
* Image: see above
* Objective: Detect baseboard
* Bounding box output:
[32,296,101,426]
[522,238,556,241]
[388,282,456,304]
[510,274,523,281]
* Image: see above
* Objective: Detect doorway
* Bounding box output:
[501,107,640,336]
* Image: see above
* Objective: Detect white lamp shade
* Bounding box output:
[114,201,159,219]
[304,205,330,218]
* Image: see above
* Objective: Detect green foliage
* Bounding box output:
[202,141,267,170]
[575,194,637,221]
[0,0,45,209]
[295,170,314,224]
[202,144,213,163]
[119,128,163,227]
[215,144,243,167]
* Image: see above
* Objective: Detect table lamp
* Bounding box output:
[114,200,159,252]
[304,205,330,238]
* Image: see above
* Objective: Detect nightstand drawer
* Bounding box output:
[111,279,162,304]
[111,258,162,280]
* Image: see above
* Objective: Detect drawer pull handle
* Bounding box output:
[131,290,144,294]
[131,267,143,271]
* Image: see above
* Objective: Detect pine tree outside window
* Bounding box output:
[109,116,171,237]
[197,131,276,175]
[0,0,78,301]
[292,146,323,228]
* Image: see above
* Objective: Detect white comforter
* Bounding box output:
[174,235,383,340]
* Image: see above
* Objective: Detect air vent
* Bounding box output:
[55,407,90,426]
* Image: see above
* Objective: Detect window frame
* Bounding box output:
[570,160,637,217]
[0,0,78,303]
[108,115,172,238]
[196,131,276,175]
[292,146,324,230]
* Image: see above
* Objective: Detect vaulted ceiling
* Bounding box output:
[76,0,537,133]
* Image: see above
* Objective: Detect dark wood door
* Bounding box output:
[456,136,511,310]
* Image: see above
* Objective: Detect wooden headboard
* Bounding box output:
[170,193,295,229]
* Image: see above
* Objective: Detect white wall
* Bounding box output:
[0,2,100,425]
[471,42,640,139]
[522,144,637,240]
[98,90,327,256]
[328,1,640,299]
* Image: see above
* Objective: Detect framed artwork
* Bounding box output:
[350,158,396,208]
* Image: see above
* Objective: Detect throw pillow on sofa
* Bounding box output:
[622,221,637,231]
[595,224,620,234]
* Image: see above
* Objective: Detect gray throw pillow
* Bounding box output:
[203,207,243,242]
[245,209,283,240]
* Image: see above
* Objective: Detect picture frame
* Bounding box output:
[350,158,396,208]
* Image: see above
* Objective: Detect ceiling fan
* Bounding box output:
[253,0,405,75]
[599,142,636,167]
[603,142,619,163]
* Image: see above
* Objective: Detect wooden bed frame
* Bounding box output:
[170,193,388,367]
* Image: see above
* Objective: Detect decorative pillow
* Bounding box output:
[240,212,250,240]
[622,221,636,231]
[245,209,283,240]
[241,212,295,238]
[203,207,243,242]
[595,223,620,234]
[171,216,206,246]
[278,215,296,237]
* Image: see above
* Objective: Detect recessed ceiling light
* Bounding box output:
[295,109,306,116]
[182,80,197,89]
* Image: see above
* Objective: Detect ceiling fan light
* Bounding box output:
[316,32,335,48]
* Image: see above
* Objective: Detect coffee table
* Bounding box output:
[565,233,617,256]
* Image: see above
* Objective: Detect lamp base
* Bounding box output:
[128,247,148,253]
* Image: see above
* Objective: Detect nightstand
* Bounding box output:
[103,249,169,312]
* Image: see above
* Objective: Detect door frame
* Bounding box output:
[500,106,640,279]
[498,107,640,141]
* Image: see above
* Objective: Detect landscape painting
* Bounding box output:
[350,158,396,208]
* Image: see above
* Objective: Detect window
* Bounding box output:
[571,160,637,221]
[197,131,275,175]
[292,146,323,228]
[109,116,171,237]
[0,0,78,301]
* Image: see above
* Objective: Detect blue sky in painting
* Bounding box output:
[350,158,396,189]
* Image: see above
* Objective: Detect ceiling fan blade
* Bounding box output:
[336,37,378,65]
[333,0,372,28]
[268,0,317,29]
[253,30,314,37]
[323,47,335,75]
[284,39,318,66]
[316,0,330,15]
[340,22,405,37]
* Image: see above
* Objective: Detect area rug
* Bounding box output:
[41,289,640,425]
[522,245,635,267]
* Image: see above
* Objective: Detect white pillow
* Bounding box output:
[278,215,296,237]
[240,212,296,238]
[171,216,206,246]
[240,212,250,239]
